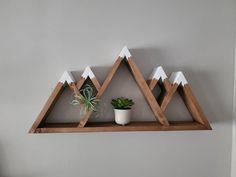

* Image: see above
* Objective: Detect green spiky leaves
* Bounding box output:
[71,84,99,114]
[111,97,134,109]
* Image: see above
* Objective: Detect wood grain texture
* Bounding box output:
[162,79,172,91]
[78,57,123,127]
[70,82,80,95]
[30,55,211,133]
[158,82,178,111]
[35,121,209,133]
[78,110,93,127]
[147,78,177,111]
[179,84,212,129]
[91,77,101,91]
[127,58,169,126]
[147,77,211,130]
[76,77,86,89]
[96,57,123,98]
[147,79,158,91]
[29,82,65,133]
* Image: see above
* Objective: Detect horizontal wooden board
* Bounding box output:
[34,121,211,133]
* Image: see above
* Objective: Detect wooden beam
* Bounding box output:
[79,57,123,127]
[158,83,178,111]
[91,77,101,91]
[147,77,178,111]
[29,82,65,133]
[178,85,212,130]
[147,79,158,91]
[76,77,86,89]
[127,58,169,126]
[162,78,172,92]
[147,73,211,130]
[35,121,209,133]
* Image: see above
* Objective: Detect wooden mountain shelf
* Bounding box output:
[35,121,208,133]
[29,46,212,134]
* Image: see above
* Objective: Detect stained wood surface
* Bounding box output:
[29,82,65,133]
[35,121,209,133]
[30,53,211,133]
[76,77,86,90]
[147,79,158,91]
[91,77,101,91]
[147,77,211,130]
[158,82,178,111]
[179,85,212,129]
[78,57,123,127]
[127,58,169,126]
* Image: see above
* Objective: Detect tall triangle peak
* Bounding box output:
[169,71,188,86]
[119,46,132,59]
[81,66,95,79]
[149,66,168,81]
[59,71,75,84]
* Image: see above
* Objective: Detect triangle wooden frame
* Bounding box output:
[29,46,211,133]
[147,66,212,130]
[29,68,101,133]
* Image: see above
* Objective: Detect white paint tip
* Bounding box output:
[59,71,75,84]
[119,46,132,59]
[81,66,95,79]
[169,71,188,86]
[149,66,167,81]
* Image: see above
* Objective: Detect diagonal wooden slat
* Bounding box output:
[127,58,169,126]
[29,82,65,133]
[158,81,178,111]
[178,85,212,129]
[79,57,123,127]
[148,68,211,130]
[29,71,76,133]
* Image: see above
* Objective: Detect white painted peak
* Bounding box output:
[81,66,95,79]
[59,71,75,84]
[119,46,132,59]
[169,71,188,86]
[149,66,168,81]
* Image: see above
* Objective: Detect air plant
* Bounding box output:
[71,84,100,115]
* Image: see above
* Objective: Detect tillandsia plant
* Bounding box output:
[111,97,134,110]
[71,84,100,115]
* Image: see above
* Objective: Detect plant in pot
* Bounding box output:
[71,84,100,115]
[111,97,134,125]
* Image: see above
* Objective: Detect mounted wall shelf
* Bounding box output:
[29,46,212,133]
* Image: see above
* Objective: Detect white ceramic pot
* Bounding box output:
[114,109,131,125]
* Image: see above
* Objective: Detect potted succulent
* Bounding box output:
[71,84,100,115]
[111,97,134,125]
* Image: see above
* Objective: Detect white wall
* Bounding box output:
[231,37,236,177]
[0,1,235,177]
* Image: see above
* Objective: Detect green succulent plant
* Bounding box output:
[71,84,99,114]
[111,97,134,109]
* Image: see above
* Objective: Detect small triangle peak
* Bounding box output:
[169,71,188,86]
[59,71,75,84]
[81,66,95,79]
[119,46,132,59]
[149,66,167,81]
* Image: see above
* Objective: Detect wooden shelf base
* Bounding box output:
[34,121,211,133]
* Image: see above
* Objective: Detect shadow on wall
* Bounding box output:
[46,47,225,124]
[131,47,230,123]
